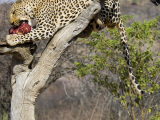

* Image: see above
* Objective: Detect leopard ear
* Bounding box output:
[16,0,23,3]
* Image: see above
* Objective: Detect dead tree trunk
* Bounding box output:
[0,1,101,120]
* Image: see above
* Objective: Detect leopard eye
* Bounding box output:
[13,11,15,15]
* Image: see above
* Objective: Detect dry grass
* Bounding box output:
[35,76,123,120]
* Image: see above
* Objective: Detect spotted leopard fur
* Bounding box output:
[6,0,144,95]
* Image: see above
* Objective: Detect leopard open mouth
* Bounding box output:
[20,20,29,25]
[9,20,31,35]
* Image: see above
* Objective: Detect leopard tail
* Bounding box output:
[117,18,144,95]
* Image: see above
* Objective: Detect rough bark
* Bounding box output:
[0,1,101,120]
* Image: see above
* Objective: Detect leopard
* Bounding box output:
[6,0,144,95]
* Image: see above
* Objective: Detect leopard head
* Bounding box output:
[9,0,37,27]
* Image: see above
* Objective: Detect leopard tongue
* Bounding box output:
[9,22,31,35]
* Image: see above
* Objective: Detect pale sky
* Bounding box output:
[0,0,16,4]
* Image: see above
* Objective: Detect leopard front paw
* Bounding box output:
[6,34,20,46]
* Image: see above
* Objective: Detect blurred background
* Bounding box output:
[0,0,160,120]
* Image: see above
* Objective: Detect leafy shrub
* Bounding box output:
[75,14,160,120]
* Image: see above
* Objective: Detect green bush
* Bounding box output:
[150,111,160,120]
[75,14,160,120]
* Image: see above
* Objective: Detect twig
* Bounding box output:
[129,81,136,120]
[90,93,101,120]
[60,81,74,104]
[144,95,155,120]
